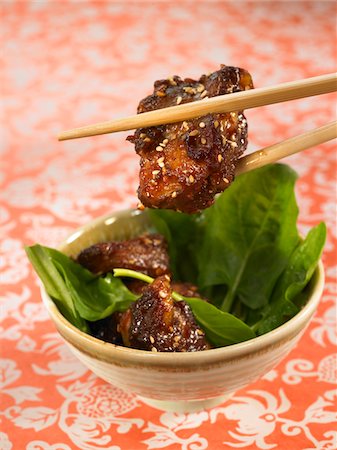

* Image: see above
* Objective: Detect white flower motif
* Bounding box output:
[282,355,337,385]
[0,238,30,284]
[0,432,13,450]
[143,412,209,450]
[26,442,72,450]
[210,389,291,449]
[262,369,278,382]
[12,406,58,431]
[21,213,72,247]
[311,306,337,347]
[1,288,49,342]
[0,359,21,389]
[32,334,88,382]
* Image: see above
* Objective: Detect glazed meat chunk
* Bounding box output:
[76,234,170,277]
[127,64,254,213]
[119,275,210,352]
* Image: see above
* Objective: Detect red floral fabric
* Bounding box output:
[1,2,336,449]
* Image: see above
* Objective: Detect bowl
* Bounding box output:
[40,209,325,413]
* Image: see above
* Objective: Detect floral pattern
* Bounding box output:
[1,1,336,449]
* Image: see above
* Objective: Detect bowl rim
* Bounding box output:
[39,209,325,368]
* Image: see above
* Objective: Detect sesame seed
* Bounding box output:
[164,274,171,281]
[199,122,206,128]
[137,202,145,211]
[189,175,195,183]
[144,137,151,142]
[159,290,167,298]
[157,156,164,163]
[163,138,169,144]
[201,137,207,145]
[200,90,208,98]
[183,86,195,94]
[176,96,182,105]
[140,133,146,138]
[152,170,160,176]
[197,84,205,93]
[222,136,227,145]
[159,142,166,147]
[150,335,155,344]
[189,129,199,137]
[230,141,238,148]
[151,347,158,352]
[156,146,163,152]
[214,120,219,129]
[223,177,229,183]
[182,121,189,130]
[158,162,165,168]
[171,191,177,198]
[168,77,177,86]
[218,154,223,163]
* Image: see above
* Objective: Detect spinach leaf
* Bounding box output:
[271,222,326,304]
[25,244,89,332]
[148,209,202,284]
[26,245,138,325]
[198,164,300,311]
[253,299,299,335]
[113,268,255,347]
[255,222,326,335]
[183,297,255,346]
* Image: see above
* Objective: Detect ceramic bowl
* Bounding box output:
[40,209,325,413]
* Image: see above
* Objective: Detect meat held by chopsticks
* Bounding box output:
[127,64,254,213]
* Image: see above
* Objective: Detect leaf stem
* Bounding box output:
[112,268,184,301]
[220,290,235,312]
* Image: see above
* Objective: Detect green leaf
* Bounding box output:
[255,222,326,335]
[26,245,138,326]
[148,209,202,283]
[198,164,300,311]
[271,222,326,303]
[184,297,255,346]
[25,245,88,331]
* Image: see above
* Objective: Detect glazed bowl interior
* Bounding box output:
[40,209,324,412]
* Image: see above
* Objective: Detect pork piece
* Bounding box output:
[127,64,254,213]
[76,234,170,277]
[119,275,210,352]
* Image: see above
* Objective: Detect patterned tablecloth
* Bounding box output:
[1,2,336,449]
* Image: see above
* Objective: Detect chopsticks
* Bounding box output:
[236,121,337,175]
[58,72,337,141]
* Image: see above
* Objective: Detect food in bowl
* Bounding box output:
[26,164,326,354]
[127,64,254,213]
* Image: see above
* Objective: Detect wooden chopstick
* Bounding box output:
[236,121,337,175]
[58,73,337,141]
